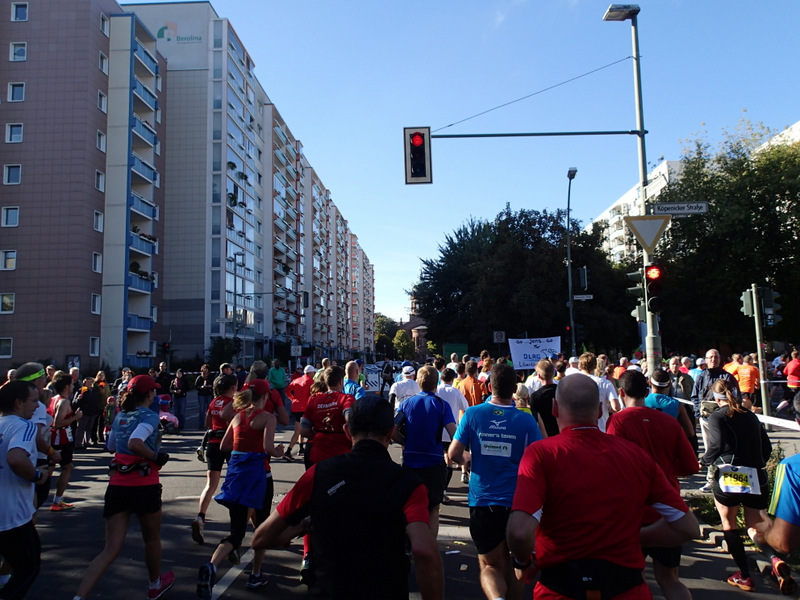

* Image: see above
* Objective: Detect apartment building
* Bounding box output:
[125,1,374,365]
[0,0,166,373]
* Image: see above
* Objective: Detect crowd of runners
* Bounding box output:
[1,348,800,599]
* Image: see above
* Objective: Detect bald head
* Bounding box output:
[555,374,600,426]
[345,360,359,379]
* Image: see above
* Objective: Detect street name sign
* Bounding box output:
[652,202,708,216]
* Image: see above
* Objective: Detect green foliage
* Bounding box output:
[374,313,399,358]
[656,123,800,351]
[392,330,415,360]
[412,204,639,355]
[206,336,235,369]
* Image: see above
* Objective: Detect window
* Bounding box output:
[11,3,28,21]
[94,170,105,192]
[1,207,19,227]
[93,211,104,232]
[10,42,26,61]
[97,90,107,113]
[0,338,11,358]
[6,123,22,143]
[256,321,263,334]
[99,52,108,74]
[91,293,101,314]
[0,293,14,314]
[89,337,99,357]
[100,13,109,35]
[1,250,16,270]
[8,82,24,102]
[92,252,102,273]
[3,165,21,185]
[96,131,106,152]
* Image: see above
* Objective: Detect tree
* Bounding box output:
[654,122,800,351]
[374,313,399,358]
[392,330,415,360]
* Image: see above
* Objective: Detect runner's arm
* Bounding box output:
[640,510,699,547]
[408,520,444,600]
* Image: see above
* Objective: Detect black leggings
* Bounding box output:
[223,477,274,549]
[0,520,41,600]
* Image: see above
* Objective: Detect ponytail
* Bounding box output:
[711,379,743,417]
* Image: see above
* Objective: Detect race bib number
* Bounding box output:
[481,440,511,457]
[718,464,761,495]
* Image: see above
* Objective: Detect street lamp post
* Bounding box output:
[603,4,661,373]
[565,167,578,358]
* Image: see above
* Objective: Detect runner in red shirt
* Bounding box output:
[507,374,699,600]
[607,370,699,599]
[47,374,82,511]
[284,365,316,461]
[192,373,238,545]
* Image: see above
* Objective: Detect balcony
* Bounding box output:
[128,272,153,293]
[130,233,156,255]
[132,116,156,146]
[134,39,158,75]
[133,78,157,111]
[273,215,287,232]
[131,154,157,183]
[130,192,156,219]
[126,354,154,369]
[127,314,153,331]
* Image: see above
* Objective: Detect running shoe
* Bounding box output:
[191,516,205,545]
[461,472,469,484]
[299,557,311,585]
[698,483,712,493]
[727,571,755,592]
[246,572,270,589]
[228,547,241,565]
[442,494,451,505]
[772,557,797,595]
[50,501,74,512]
[197,563,215,599]
[147,570,174,600]
[283,447,294,461]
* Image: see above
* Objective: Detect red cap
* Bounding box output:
[242,379,269,397]
[128,374,161,394]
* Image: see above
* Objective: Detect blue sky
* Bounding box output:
[133,0,800,323]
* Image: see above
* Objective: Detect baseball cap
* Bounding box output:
[402,366,415,377]
[348,397,394,437]
[242,379,269,396]
[696,358,706,366]
[355,359,364,366]
[158,394,171,405]
[568,356,579,364]
[128,374,160,394]
[304,365,317,374]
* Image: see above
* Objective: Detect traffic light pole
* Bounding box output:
[751,283,772,420]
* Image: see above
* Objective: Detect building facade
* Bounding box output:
[0,0,167,373]
[0,0,374,374]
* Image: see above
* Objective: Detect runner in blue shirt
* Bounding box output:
[449,363,542,600]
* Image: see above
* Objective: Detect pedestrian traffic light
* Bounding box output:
[161,341,170,355]
[631,301,646,322]
[759,287,782,327]
[644,264,663,314]
[626,269,644,299]
[740,289,754,317]
[403,127,432,184]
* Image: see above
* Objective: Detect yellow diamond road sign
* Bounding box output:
[623,216,671,254]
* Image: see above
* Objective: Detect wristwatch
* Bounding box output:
[30,469,42,483]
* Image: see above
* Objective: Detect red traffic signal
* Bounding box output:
[644,264,663,314]
[403,127,432,184]
[410,132,425,147]
[644,265,662,281]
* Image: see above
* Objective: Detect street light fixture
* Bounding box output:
[565,167,578,358]
[603,4,661,374]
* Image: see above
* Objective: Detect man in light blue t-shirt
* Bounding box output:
[449,363,541,600]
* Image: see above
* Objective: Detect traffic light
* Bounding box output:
[740,289,754,317]
[575,323,585,342]
[631,301,646,322]
[403,127,432,184]
[578,266,590,291]
[233,337,242,353]
[302,290,310,309]
[161,341,170,355]
[644,264,663,314]
[759,287,782,327]
[626,269,644,299]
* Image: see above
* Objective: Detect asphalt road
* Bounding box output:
[26,391,800,599]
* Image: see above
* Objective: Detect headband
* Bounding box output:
[650,377,670,388]
[17,369,45,382]
[712,392,728,400]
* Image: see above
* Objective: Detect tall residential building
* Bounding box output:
[0,0,166,373]
[125,1,374,365]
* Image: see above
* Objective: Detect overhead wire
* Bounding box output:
[432,56,632,133]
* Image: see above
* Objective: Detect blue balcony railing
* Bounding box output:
[134,40,158,74]
[130,193,156,219]
[130,233,155,255]
[127,314,153,330]
[126,354,154,369]
[128,273,153,293]
[132,117,156,146]
[131,154,157,182]
[133,78,157,110]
